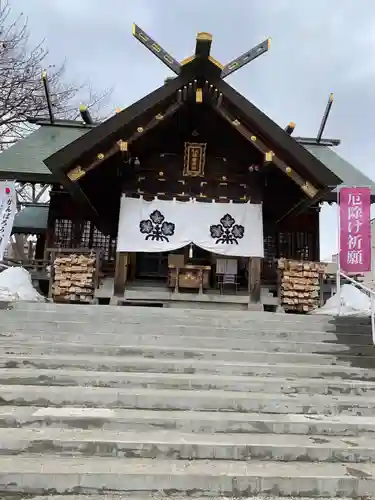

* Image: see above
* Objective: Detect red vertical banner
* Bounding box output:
[339,187,372,273]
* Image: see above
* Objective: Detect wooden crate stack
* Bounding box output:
[278,258,327,313]
[52,253,96,303]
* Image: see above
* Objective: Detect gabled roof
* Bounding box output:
[215,79,341,189]
[44,75,190,177]
[304,144,375,199]
[44,63,342,195]
[0,125,89,182]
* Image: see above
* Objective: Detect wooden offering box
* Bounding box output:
[168,264,211,293]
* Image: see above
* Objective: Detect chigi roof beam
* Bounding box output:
[316,93,334,143]
[41,70,54,124]
[221,38,271,79]
[132,23,181,75]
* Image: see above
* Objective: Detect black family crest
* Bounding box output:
[139,210,175,242]
[210,213,244,245]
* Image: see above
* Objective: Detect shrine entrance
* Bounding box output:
[136,252,168,279]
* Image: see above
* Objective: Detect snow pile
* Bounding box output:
[0,267,46,302]
[312,283,371,317]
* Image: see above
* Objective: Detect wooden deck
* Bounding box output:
[95,278,280,311]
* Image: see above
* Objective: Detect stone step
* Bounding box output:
[4,406,375,436]
[1,368,375,396]
[3,354,375,380]
[0,427,374,463]
[4,302,361,323]
[1,338,373,357]
[1,328,373,346]
[1,315,370,336]
[6,302,371,328]
[4,303,370,325]
[0,456,373,497]
[0,349,369,369]
[1,385,375,415]
[0,497,358,500]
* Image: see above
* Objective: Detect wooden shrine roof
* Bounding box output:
[0,123,90,183]
[44,69,342,193]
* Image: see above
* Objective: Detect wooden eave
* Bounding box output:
[0,171,55,183]
[214,78,342,191]
[44,74,193,178]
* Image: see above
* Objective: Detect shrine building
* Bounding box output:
[1,26,374,310]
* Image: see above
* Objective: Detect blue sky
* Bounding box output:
[10,0,375,259]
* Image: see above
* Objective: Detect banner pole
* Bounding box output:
[336,186,342,316]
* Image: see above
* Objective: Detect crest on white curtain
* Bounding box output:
[117,196,192,253]
[209,213,245,245]
[139,210,175,242]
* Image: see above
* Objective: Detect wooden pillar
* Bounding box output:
[114,252,128,296]
[248,256,261,303]
[35,234,46,260]
[128,252,137,281]
[314,206,321,262]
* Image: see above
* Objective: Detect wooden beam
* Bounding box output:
[180,55,195,66]
[67,100,183,181]
[284,122,295,135]
[114,252,128,296]
[208,56,224,70]
[132,23,181,75]
[215,105,319,199]
[195,32,212,59]
[316,93,334,143]
[221,38,270,79]
[79,105,94,125]
[276,188,330,224]
[248,257,261,303]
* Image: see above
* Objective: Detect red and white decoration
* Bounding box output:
[339,187,372,273]
[0,182,16,261]
[117,195,264,258]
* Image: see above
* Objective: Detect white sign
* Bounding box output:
[0,182,16,261]
[117,196,264,258]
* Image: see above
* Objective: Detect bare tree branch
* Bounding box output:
[0,0,111,150]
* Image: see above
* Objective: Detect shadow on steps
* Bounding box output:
[317,316,375,375]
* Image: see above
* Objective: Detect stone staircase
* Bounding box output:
[0,302,375,499]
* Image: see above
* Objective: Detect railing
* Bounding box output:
[338,270,375,345]
[0,258,50,280]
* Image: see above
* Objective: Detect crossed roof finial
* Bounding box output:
[132,23,270,78]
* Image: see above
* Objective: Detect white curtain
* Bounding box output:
[117,196,192,253]
[0,182,16,261]
[117,196,264,258]
[192,200,264,257]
